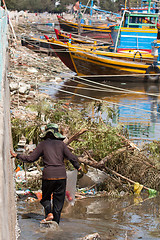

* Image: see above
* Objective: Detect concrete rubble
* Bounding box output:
[9,44,70,109]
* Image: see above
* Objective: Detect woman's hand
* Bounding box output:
[10,150,17,158]
[78,166,82,172]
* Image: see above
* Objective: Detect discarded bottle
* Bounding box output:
[66,191,73,201]
[15,164,22,172]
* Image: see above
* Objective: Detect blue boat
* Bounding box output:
[111,0,160,54]
[111,10,159,54]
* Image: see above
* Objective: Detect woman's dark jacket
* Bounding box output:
[17,139,80,179]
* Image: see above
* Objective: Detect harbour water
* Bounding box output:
[39,75,160,145]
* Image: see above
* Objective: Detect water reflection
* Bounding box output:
[18,194,160,240]
[39,78,160,142]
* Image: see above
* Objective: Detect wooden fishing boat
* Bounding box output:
[121,0,160,15]
[21,36,55,55]
[44,36,158,80]
[57,0,120,39]
[67,44,159,81]
[111,3,160,53]
[57,15,116,40]
[44,37,78,72]
[54,28,113,45]
[44,37,110,72]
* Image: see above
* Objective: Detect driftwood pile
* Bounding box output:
[66,128,160,193]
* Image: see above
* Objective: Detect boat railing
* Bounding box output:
[127,22,157,27]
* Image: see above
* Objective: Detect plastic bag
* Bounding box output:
[66,170,77,206]
[134,182,143,195]
[16,170,26,182]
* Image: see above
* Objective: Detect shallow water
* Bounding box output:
[18,194,160,240]
[39,77,160,144]
[18,77,160,239]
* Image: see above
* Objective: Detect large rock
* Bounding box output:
[9,82,19,91]
[19,82,31,94]
[40,221,59,231]
[81,233,101,240]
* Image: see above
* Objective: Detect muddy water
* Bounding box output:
[20,77,160,239]
[40,77,160,144]
[18,194,160,240]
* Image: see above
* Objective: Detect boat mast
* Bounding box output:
[89,0,93,24]
[148,0,151,13]
[114,10,126,52]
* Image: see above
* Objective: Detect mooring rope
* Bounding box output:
[14,45,160,99]
[39,83,160,116]
[42,82,136,93]
[74,75,160,97]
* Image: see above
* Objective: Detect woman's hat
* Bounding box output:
[40,123,66,140]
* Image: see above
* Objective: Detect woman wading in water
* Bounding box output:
[11,123,81,224]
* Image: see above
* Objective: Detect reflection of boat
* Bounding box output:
[41,76,160,141]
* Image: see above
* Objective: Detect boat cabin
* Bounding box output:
[123,12,158,28]
[116,11,159,53]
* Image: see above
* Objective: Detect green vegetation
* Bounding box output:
[12,100,160,192]
[5,0,143,13]
[11,100,125,160]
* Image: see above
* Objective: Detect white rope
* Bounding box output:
[42,82,135,93]
[39,83,160,116]
[69,77,118,90]
[74,75,160,97]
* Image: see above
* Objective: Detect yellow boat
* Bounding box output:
[45,37,159,81]
[68,43,159,81]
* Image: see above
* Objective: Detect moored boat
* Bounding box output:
[21,36,56,55]
[111,0,160,53]
[57,15,116,40]
[44,36,158,81]
[67,43,159,81]
[54,28,112,45]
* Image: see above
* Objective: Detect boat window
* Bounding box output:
[126,14,157,28]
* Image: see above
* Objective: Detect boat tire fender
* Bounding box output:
[146,65,159,82]
[133,51,142,62]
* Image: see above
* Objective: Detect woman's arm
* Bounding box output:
[10,142,43,163]
[63,143,81,171]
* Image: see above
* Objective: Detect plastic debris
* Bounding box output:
[81,232,101,240]
[134,196,143,205]
[78,188,96,196]
[65,191,73,202]
[148,188,157,197]
[16,170,26,182]
[35,191,42,200]
[66,170,77,205]
[15,164,22,172]
[134,182,143,195]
